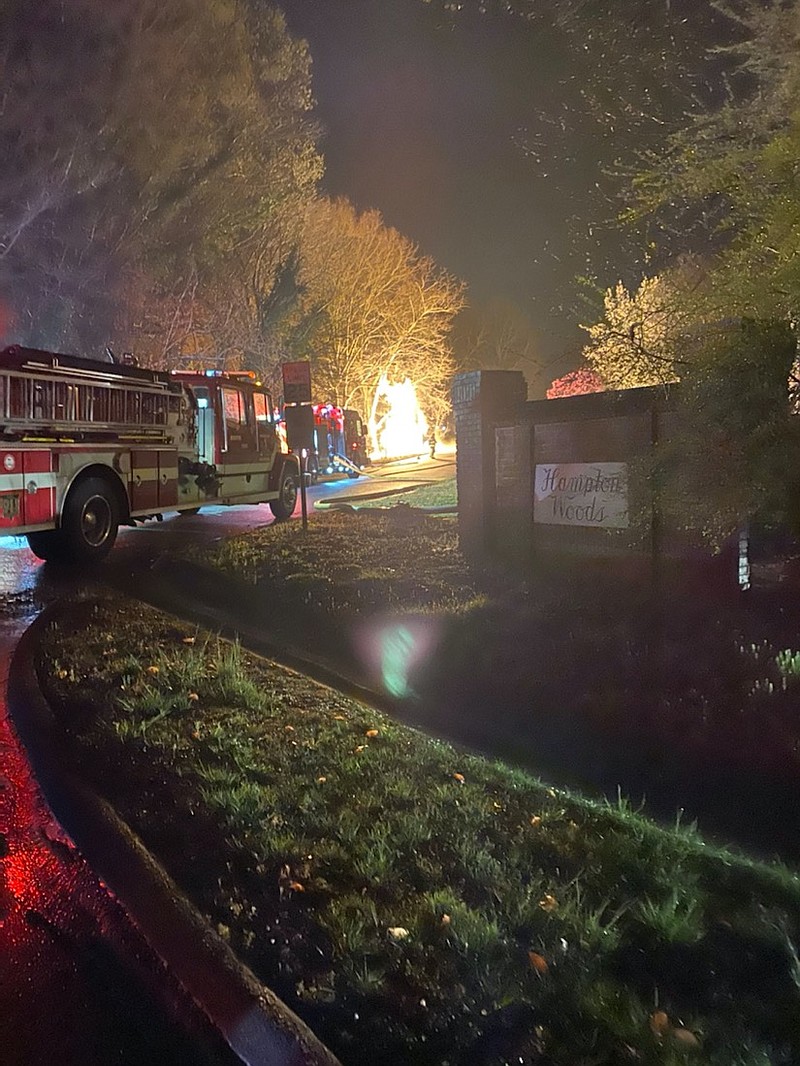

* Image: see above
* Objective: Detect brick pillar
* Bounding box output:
[452,370,527,558]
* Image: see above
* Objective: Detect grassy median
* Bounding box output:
[351,475,457,510]
[39,594,800,1066]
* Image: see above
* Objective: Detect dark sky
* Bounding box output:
[276,0,722,381]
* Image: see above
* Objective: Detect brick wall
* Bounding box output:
[453,371,741,590]
[452,370,527,558]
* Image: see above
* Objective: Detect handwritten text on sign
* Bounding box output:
[534,463,629,528]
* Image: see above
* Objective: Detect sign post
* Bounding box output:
[300,449,309,531]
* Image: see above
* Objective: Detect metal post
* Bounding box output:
[300,449,309,530]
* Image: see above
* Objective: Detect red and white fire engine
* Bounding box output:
[0,346,300,563]
[283,401,369,481]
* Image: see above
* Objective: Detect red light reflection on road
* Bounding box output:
[0,688,137,1062]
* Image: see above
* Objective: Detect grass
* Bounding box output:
[182,511,800,821]
[192,509,479,617]
[354,476,457,510]
[39,595,800,1066]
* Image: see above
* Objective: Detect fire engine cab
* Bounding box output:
[0,346,300,563]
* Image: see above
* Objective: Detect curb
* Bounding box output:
[8,607,342,1066]
[313,484,446,509]
[316,496,457,514]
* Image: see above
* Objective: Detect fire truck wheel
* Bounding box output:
[59,476,120,562]
[178,507,202,516]
[26,531,63,562]
[269,466,298,521]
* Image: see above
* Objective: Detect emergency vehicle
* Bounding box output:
[284,401,369,480]
[0,346,300,563]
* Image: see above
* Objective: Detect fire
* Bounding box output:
[368,375,428,460]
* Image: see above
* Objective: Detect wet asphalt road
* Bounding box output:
[0,455,452,1066]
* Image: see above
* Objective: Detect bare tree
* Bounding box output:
[291,198,464,425]
[451,299,540,377]
[0,0,321,359]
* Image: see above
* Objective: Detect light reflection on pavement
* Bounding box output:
[0,581,235,1063]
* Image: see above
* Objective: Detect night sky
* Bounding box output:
[276,0,723,385]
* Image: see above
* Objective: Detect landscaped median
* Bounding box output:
[179,510,800,861]
[35,590,800,1066]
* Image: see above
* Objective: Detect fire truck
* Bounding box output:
[0,346,300,563]
[283,401,369,480]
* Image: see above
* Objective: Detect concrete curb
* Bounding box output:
[313,484,447,509]
[8,607,342,1066]
[316,495,457,514]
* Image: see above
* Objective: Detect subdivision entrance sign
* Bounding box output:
[534,462,628,528]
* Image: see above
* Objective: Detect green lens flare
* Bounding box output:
[380,625,415,698]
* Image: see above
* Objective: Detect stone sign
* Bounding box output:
[534,462,628,528]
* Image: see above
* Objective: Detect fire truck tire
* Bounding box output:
[26,530,63,562]
[269,466,298,521]
[178,508,202,516]
[56,476,120,562]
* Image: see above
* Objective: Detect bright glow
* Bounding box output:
[380,625,415,698]
[354,615,442,700]
[369,375,428,460]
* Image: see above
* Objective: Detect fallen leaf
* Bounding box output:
[288,881,305,893]
[452,772,465,783]
[147,665,160,676]
[672,1028,699,1049]
[284,725,295,732]
[528,951,549,974]
[317,776,327,784]
[57,669,68,680]
[187,692,199,702]
[387,927,410,941]
[182,636,196,645]
[539,894,559,913]
[365,729,380,738]
[530,816,542,827]
[333,714,346,721]
[354,745,366,753]
[649,1011,670,1037]
[440,914,451,926]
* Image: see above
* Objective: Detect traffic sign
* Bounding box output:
[282,361,312,404]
